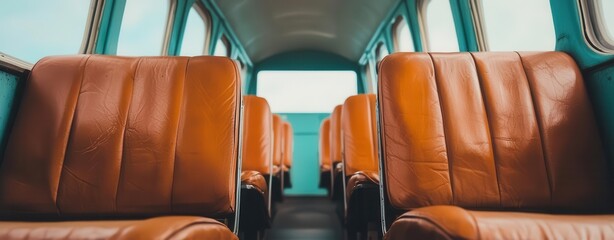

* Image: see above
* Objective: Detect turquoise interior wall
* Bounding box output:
[0,70,23,159]
[251,50,360,196]
[278,113,330,196]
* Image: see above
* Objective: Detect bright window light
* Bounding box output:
[116,0,169,56]
[257,71,358,113]
[423,0,459,52]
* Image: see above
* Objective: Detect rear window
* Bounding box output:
[256,71,358,113]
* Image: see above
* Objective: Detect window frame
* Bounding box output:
[579,0,614,53]
[180,1,211,56]
[418,0,460,52]
[391,16,415,52]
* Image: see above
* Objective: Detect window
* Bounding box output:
[256,71,358,113]
[393,16,415,52]
[581,0,614,52]
[364,63,375,93]
[117,0,170,56]
[180,3,210,56]
[214,36,230,57]
[421,0,459,52]
[478,0,555,51]
[0,0,92,63]
[376,42,390,62]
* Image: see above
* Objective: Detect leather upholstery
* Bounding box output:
[0,216,237,240]
[272,114,283,175]
[0,55,241,218]
[385,206,614,240]
[319,118,331,172]
[282,121,293,169]
[242,96,272,175]
[378,52,611,211]
[341,94,378,177]
[345,170,379,200]
[330,105,343,165]
[240,171,267,194]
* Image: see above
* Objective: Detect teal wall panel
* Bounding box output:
[0,70,22,158]
[585,64,614,184]
[279,113,329,196]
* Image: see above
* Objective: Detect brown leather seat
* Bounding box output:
[378,52,613,239]
[239,95,273,233]
[0,55,241,239]
[271,114,284,201]
[318,118,332,192]
[282,121,294,188]
[329,104,344,200]
[341,94,381,235]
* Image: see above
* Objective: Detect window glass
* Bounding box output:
[376,43,389,62]
[393,17,415,52]
[0,0,92,63]
[256,71,358,113]
[180,4,209,56]
[364,63,374,93]
[117,0,169,56]
[423,0,459,52]
[598,0,614,42]
[480,0,555,51]
[214,36,230,56]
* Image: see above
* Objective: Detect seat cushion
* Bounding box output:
[241,171,267,194]
[346,170,379,200]
[0,216,237,240]
[385,206,614,240]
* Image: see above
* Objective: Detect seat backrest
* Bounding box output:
[282,121,293,169]
[330,105,343,164]
[342,94,378,176]
[319,118,331,170]
[0,55,241,219]
[242,96,273,175]
[378,52,611,212]
[272,114,283,171]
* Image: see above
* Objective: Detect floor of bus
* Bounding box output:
[266,197,343,240]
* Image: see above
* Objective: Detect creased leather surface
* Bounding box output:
[342,94,378,176]
[242,96,272,175]
[319,118,331,172]
[282,121,294,169]
[0,216,237,240]
[378,52,611,211]
[0,55,241,218]
[240,171,267,194]
[387,206,614,240]
[346,170,379,200]
[272,114,283,172]
[330,105,343,164]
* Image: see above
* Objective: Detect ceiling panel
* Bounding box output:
[214,0,400,62]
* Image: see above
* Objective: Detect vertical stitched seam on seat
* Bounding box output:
[55,55,92,215]
[469,52,502,207]
[170,57,190,212]
[114,57,141,213]
[427,53,455,205]
[516,52,553,205]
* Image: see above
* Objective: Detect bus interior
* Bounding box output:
[0,0,613,239]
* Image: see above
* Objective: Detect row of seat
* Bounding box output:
[239,95,293,237]
[0,55,294,240]
[319,94,381,238]
[320,52,614,239]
